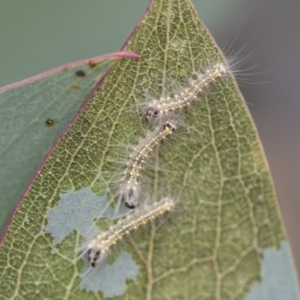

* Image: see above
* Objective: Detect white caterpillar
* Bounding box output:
[87,197,175,267]
[119,120,176,209]
[144,62,228,122]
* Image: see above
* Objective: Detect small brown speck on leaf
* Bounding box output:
[46,119,54,126]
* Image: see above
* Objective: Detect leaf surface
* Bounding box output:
[0,52,137,233]
[0,0,298,299]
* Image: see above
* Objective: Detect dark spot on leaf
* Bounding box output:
[72,85,80,90]
[45,119,54,126]
[75,70,86,77]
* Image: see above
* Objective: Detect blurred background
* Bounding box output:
[0,0,299,279]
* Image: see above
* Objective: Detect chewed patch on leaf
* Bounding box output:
[80,251,139,297]
[43,188,139,297]
[44,188,113,246]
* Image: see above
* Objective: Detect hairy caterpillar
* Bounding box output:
[86,197,175,267]
[118,120,176,209]
[143,62,228,122]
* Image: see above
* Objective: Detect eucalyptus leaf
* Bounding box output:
[0,0,298,299]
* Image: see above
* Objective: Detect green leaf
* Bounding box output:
[0,52,138,233]
[0,0,298,299]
